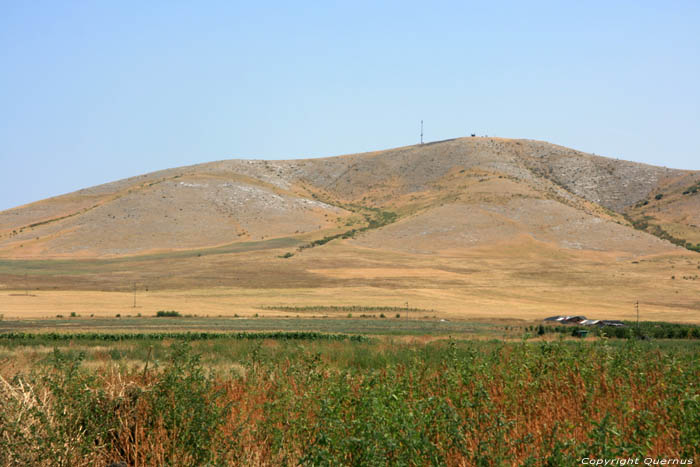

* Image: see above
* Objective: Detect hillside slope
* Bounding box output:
[1,137,697,258]
[2,137,699,322]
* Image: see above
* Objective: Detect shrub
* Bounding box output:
[300,366,466,465]
[0,344,236,466]
[0,349,121,465]
[156,310,181,317]
[0,336,697,463]
[143,342,234,465]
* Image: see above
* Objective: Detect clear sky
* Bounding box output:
[1,1,699,211]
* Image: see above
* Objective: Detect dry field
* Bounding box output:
[0,137,699,325]
[1,240,698,323]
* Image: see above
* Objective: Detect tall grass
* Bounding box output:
[1,338,698,465]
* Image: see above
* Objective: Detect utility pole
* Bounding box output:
[420,120,424,144]
[635,300,639,332]
[133,282,137,309]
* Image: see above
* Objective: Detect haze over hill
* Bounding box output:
[1,137,699,322]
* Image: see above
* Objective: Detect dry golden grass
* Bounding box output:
[0,138,698,327]
[1,239,698,323]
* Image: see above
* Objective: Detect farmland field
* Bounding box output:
[3,4,700,466]
[0,316,518,338]
[1,137,699,465]
[1,324,698,466]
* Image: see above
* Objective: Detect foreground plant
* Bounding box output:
[0,338,698,465]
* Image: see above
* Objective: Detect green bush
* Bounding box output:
[156,310,181,317]
[143,342,233,465]
[0,349,121,465]
[545,321,700,340]
[301,368,466,465]
[0,343,236,466]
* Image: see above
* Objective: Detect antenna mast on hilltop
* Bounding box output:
[420,120,424,144]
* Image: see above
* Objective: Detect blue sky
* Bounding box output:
[1,1,699,211]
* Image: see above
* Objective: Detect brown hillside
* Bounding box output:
[1,137,698,323]
[1,137,698,258]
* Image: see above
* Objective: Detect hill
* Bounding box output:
[1,137,698,322]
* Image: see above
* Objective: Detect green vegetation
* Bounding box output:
[627,188,700,253]
[682,180,700,195]
[258,305,434,314]
[626,214,699,252]
[364,208,398,228]
[0,331,369,344]
[0,338,697,464]
[156,310,182,317]
[1,343,230,466]
[0,317,509,337]
[298,206,398,251]
[25,208,90,230]
[539,321,700,339]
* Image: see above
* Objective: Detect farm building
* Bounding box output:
[543,316,625,327]
[544,316,588,324]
